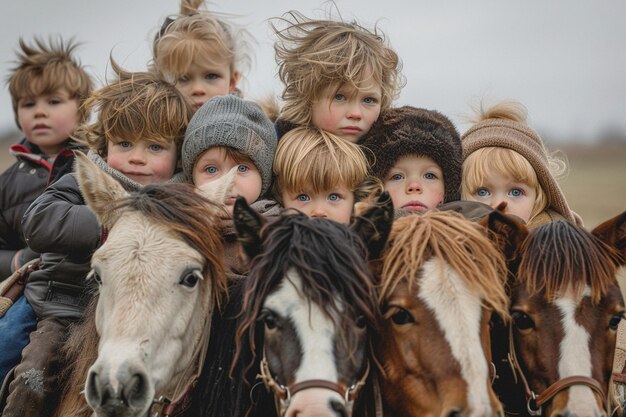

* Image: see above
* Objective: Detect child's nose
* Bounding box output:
[346,104,362,120]
[34,103,48,117]
[310,205,328,218]
[129,149,147,164]
[406,179,422,193]
[190,80,207,96]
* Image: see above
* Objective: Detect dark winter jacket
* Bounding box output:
[21,151,145,320]
[0,139,76,280]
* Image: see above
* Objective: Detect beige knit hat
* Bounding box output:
[462,118,576,224]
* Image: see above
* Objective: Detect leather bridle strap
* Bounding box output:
[507,323,608,415]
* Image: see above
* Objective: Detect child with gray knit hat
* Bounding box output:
[360,106,462,214]
[461,101,582,229]
[182,94,277,216]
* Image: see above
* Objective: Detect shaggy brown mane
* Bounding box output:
[111,183,228,307]
[517,220,619,304]
[379,210,509,318]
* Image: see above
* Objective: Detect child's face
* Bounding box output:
[17,88,80,156]
[193,147,262,215]
[465,174,537,223]
[311,81,382,143]
[175,61,239,112]
[282,186,354,224]
[106,139,178,185]
[384,155,444,213]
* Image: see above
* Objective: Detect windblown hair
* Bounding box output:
[7,36,93,128]
[273,127,369,204]
[74,60,193,157]
[517,220,619,304]
[235,213,381,367]
[151,0,251,86]
[273,10,404,126]
[379,211,509,318]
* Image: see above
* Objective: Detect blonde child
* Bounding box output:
[273,126,372,224]
[272,11,403,143]
[0,37,92,390]
[360,106,462,214]
[2,64,193,417]
[461,101,580,228]
[151,0,250,111]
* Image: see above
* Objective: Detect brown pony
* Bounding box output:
[374,210,509,417]
[486,210,626,417]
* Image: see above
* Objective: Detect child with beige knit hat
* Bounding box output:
[461,101,582,228]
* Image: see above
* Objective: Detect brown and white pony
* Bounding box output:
[373,210,510,417]
[53,152,229,417]
[486,210,626,417]
[232,194,393,417]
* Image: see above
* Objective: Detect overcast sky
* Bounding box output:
[1,0,625,143]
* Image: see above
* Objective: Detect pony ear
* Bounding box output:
[351,191,394,260]
[197,166,236,206]
[592,210,626,265]
[480,209,528,263]
[74,151,128,228]
[233,196,265,259]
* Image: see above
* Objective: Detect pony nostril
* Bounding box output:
[445,409,462,417]
[121,373,148,408]
[329,399,348,417]
[86,370,102,405]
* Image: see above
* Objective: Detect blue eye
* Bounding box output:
[509,188,523,197]
[328,193,341,202]
[205,166,217,174]
[476,188,490,197]
[205,73,219,80]
[237,165,249,173]
[334,93,346,101]
[178,75,190,82]
[118,141,132,148]
[424,172,437,180]
[390,173,403,181]
[296,194,310,202]
[149,144,163,152]
[363,97,378,104]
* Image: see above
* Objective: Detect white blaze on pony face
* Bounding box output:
[263,270,345,415]
[418,258,492,417]
[555,286,598,416]
[91,212,209,396]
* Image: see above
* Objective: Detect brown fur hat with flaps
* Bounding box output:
[359,106,462,203]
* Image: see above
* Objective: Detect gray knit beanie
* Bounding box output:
[182,95,277,194]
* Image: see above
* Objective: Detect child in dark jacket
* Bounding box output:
[0,36,92,386]
[1,63,193,417]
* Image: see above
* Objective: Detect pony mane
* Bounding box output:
[380,211,509,318]
[110,183,228,307]
[517,220,618,304]
[236,213,380,361]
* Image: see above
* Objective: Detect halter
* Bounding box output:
[506,323,609,416]
[259,349,371,417]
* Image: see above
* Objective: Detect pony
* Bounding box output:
[485,210,626,417]
[373,210,510,417]
[52,152,229,417]
[231,194,393,417]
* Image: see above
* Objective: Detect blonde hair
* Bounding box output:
[74,60,194,157]
[273,11,404,126]
[151,0,251,86]
[273,127,369,204]
[7,37,93,128]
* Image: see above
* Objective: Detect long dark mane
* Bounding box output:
[517,220,619,303]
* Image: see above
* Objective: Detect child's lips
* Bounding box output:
[32,124,50,131]
[402,201,427,212]
[340,126,362,135]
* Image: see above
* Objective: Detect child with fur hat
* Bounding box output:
[461,101,581,228]
[273,126,374,224]
[151,0,251,110]
[272,10,404,143]
[360,106,462,215]
[0,36,93,390]
[1,64,193,417]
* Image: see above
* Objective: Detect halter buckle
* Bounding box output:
[527,392,542,416]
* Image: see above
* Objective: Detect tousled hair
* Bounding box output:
[272,127,369,204]
[73,60,193,157]
[7,36,93,128]
[151,0,251,87]
[273,10,404,126]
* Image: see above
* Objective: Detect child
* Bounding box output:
[360,106,462,213]
[461,101,581,228]
[1,64,193,417]
[151,0,251,111]
[273,126,371,224]
[272,11,404,143]
[0,37,92,387]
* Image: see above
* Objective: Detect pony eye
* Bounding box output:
[390,308,415,325]
[355,315,367,329]
[263,312,279,330]
[609,313,624,331]
[179,270,202,288]
[512,311,535,331]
